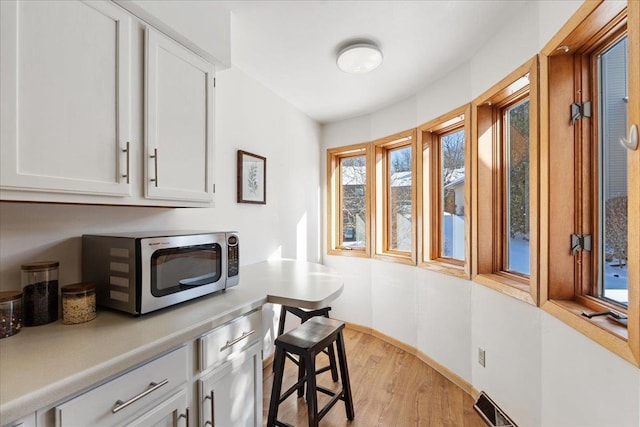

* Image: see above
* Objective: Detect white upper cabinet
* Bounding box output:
[145,27,215,203]
[0,0,132,196]
[0,0,218,206]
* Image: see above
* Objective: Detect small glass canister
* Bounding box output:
[61,282,96,324]
[0,291,23,338]
[21,261,59,326]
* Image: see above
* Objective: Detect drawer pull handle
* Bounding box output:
[112,378,169,413]
[204,390,215,426]
[150,148,159,187]
[178,407,190,427]
[122,141,130,184]
[221,330,255,351]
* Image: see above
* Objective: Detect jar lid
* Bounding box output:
[61,282,95,294]
[21,261,59,271]
[0,290,23,302]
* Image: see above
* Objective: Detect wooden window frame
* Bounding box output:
[417,105,471,279]
[540,0,640,366]
[326,142,372,257]
[471,56,540,306]
[372,129,417,265]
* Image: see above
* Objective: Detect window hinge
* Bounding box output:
[570,101,591,125]
[213,183,216,194]
[570,233,591,256]
[213,77,216,88]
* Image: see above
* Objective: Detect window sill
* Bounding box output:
[473,273,535,306]
[373,252,416,266]
[542,299,637,366]
[327,248,370,258]
[419,260,469,280]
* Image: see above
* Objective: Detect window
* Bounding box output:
[373,129,417,264]
[418,105,470,278]
[327,143,371,257]
[598,35,628,307]
[441,129,465,260]
[472,57,539,305]
[541,0,639,366]
[503,98,531,276]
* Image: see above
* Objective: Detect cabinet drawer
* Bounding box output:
[199,309,262,371]
[55,346,188,427]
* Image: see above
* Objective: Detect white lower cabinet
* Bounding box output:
[3,413,36,427]
[126,389,189,427]
[4,310,264,427]
[198,342,262,427]
[55,346,188,427]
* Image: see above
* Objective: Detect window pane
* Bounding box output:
[505,99,530,275]
[440,129,465,260]
[388,146,412,251]
[599,35,628,306]
[340,155,366,248]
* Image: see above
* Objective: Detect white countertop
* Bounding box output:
[0,259,343,425]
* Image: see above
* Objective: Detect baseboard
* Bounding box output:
[344,321,474,397]
[416,350,472,395]
[264,319,474,397]
[262,352,274,370]
[370,328,418,356]
[343,321,372,335]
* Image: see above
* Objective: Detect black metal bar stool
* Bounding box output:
[277,306,339,382]
[267,316,355,427]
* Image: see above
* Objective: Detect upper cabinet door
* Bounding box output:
[0,0,132,196]
[145,27,215,203]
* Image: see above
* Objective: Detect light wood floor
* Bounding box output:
[262,327,486,427]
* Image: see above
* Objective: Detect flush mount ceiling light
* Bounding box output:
[336,42,383,74]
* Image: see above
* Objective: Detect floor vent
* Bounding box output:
[473,391,517,427]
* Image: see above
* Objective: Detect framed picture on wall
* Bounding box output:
[237,150,266,204]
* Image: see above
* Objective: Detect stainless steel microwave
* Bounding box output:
[82,231,239,315]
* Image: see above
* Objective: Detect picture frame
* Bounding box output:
[237,150,266,204]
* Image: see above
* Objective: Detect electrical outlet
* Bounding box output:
[478,348,486,367]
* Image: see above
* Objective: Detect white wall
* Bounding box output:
[0,65,321,288]
[322,1,640,426]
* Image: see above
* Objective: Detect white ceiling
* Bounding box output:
[222,1,530,124]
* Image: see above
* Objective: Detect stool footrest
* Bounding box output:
[279,378,306,404]
[317,389,345,421]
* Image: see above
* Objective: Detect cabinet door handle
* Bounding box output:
[121,141,130,184]
[150,148,159,187]
[204,390,215,426]
[220,330,255,351]
[178,407,190,427]
[112,378,169,413]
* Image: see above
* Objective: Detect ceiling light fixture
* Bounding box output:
[336,42,383,74]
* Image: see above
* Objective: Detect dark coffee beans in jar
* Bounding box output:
[21,261,59,326]
[22,280,58,326]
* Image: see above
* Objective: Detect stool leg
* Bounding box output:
[326,343,339,382]
[304,352,319,427]
[273,307,288,373]
[267,346,286,427]
[322,311,339,382]
[336,331,355,420]
[297,354,306,398]
[277,306,288,336]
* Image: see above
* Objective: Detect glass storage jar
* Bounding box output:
[21,261,59,326]
[0,291,23,338]
[61,282,96,324]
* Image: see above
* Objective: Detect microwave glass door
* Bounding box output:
[151,243,222,296]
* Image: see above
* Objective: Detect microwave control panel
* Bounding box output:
[227,235,239,277]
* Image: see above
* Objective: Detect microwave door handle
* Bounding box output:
[179,272,216,287]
